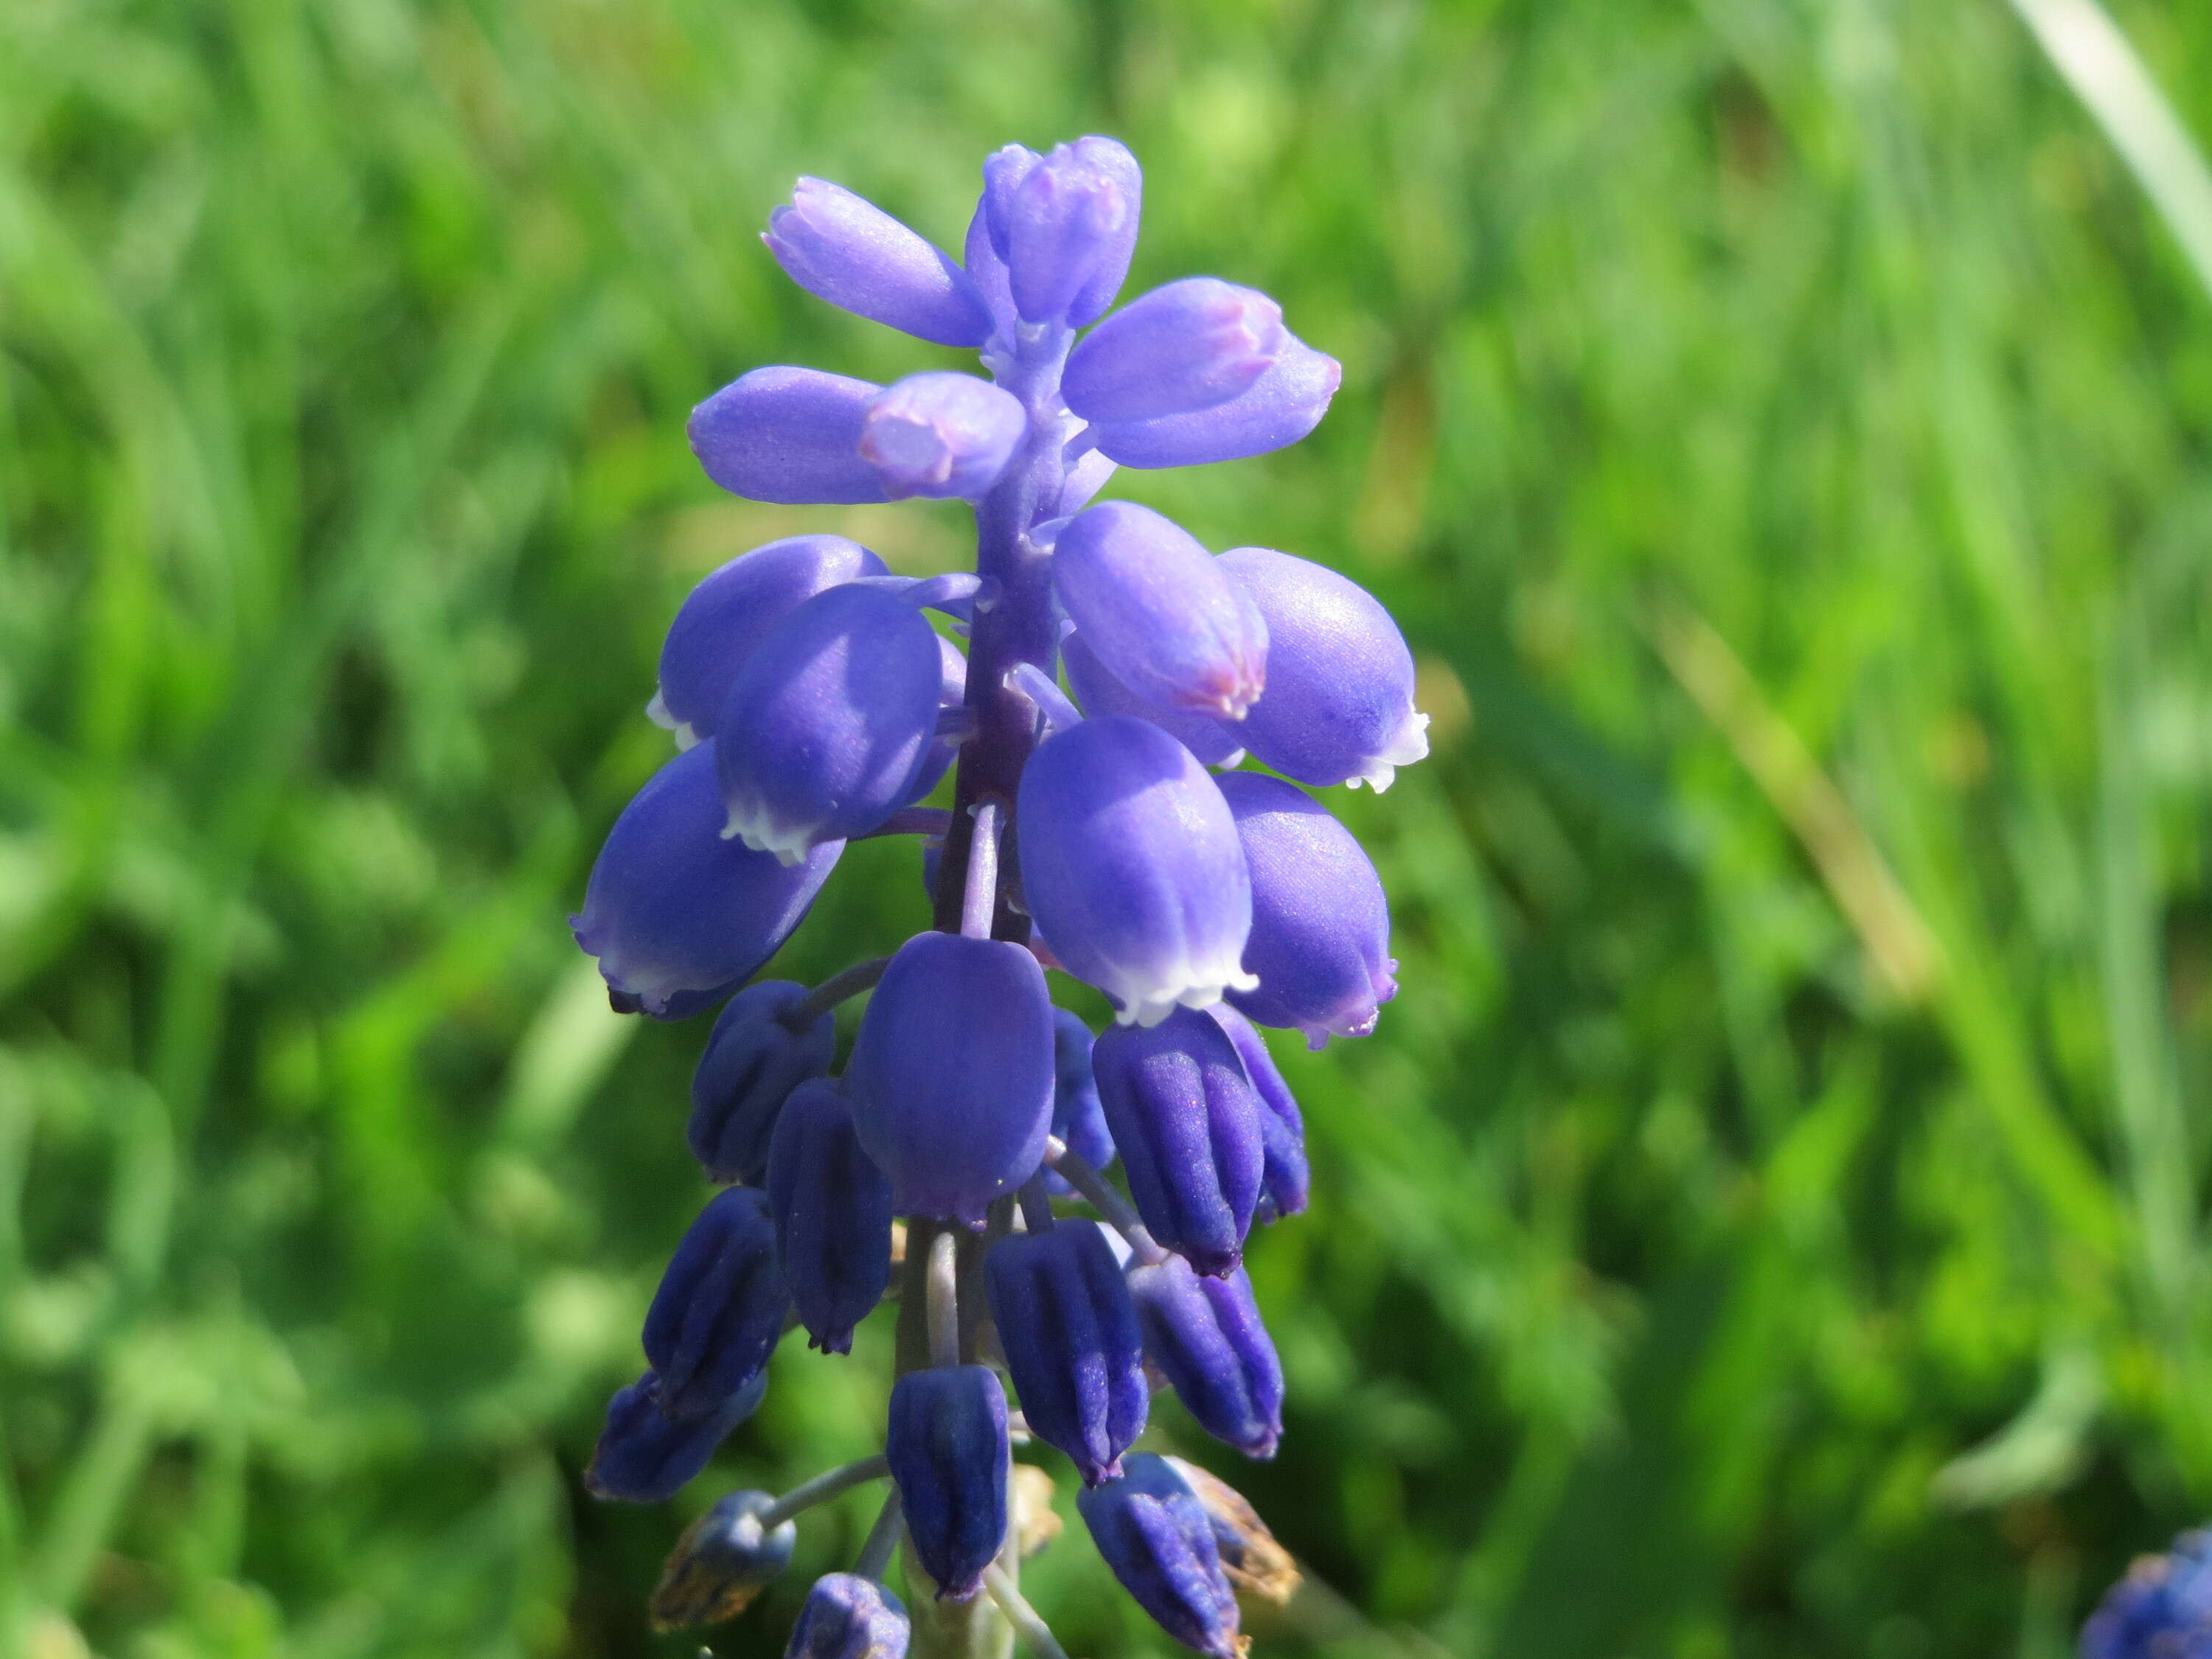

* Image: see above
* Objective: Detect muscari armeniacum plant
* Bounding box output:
[568,136,1426,1659]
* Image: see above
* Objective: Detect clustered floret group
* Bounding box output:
[566,136,1427,1658]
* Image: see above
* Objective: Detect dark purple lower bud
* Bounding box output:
[767,1080,894,1354]
[643,1187,792,1422]
[584,1367,768,1503]
[847,933,1055,1226]
[1127,1257,1283,1459]
[650,1488,797,1630]
[1092,1009,1264,1278]
[984,1221,1148,1485]
[1077,1453,1242,1659]
[1045,1007,1116,1197]
[886,1366,1009,1599]
[786,1572,911,1658]
[689,981,836,1183]
[1206,1004,1308,1222]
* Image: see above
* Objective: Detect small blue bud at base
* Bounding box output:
[886,1366,1010,1600]
[787,1572,912,1658]
[1077,1453,1243,1659]
[984,1220,1149,1485]
[642,1187,793,1423]
[585,1367,770,1504]
[650,1488,798,1630]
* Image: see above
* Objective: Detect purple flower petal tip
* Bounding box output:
[689,366,890,505]
[764,176,992,347]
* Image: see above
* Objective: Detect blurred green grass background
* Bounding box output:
[6,0,2212,1653]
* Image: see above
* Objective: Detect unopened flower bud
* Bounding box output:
[1044,1006,1116,1196]
[886,1366,1009,1600]
[860,372,1026,501]
[689,366,891,506]
[1217,772,1397,1048]
[1017,716,1256,1026]
[1091,1009,1264,1278]
[1164,1458,1301,1607]
[689,981,835,1184]
[653,536,888,746]
[650,1489,798,1630]
[716,585,945,863]
[643,1187,792,1423]
[1061,628,1245,769]
[765,177,992,347]
[1126,1256,1283,1459]
[1051,501,1267,720]
[1205,1004,1308,1222]
[585,1367,769,1504]
[988,137,1141,327]
[1091,335,1340,470]
[1064,279,1285,424]
[570,742,842,1019]
[786,1572,912,1659]
[766,1079,894,1354]
[984,1220,1148,1485]
[1216,546,1428,791]
[846,933,1056,1225]
[1076,1453,1242,1659]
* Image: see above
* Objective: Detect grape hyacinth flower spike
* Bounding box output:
[568,136,1411,1658]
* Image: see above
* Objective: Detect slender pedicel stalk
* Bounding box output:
[960,801,1004,942]
[927,1228,961,1370]
[1041,1137,1166,1265]
[758,1455,893,1529]
[1003,663,1082,734]
[984,1565,1072,1659]
[779,956,891,1030]
[853,1487,905,1582]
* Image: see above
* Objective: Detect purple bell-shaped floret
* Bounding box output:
[860,372,1027,501]
[846,932,1056,1225]
[1076,1454,1242,1659]
[1045,1006,1116,1195]
[570,742,842,1019]
[689,366,891,506]
[786,1573,912,1659]
[1089,335,1340,470]
[886,1366,1009,1600]
[1063,278,1286,424]
[1217,546,1429,791]
[1017,716,1257,1026]
[715,585,945,863]
[984,1220,1148,1485]
[1060,627,1245,769]
[1091,1009,1264,1279]
[982,138,1142,327]
[650,1489,797,1630]
[1050,501,1267,720]
[651,535,889,747]
[584,1367,770,1503]
[766,1079,895,1355]
[1125,1256,1284,1459]
[1217,771,1397,1047]
[642,1186,793,1423]
[1207,1003,1309,1222]
[764,177,992,347]
[688,981,835,1184]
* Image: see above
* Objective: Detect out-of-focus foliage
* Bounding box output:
[4,0,2212,1654]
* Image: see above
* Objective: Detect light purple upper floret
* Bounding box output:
[689,136,1338,507]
